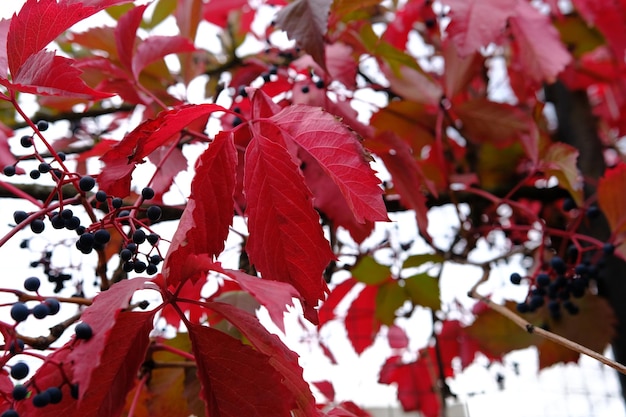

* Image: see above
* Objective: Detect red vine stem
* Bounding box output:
[153,342,196,361]
[126,372,149,417]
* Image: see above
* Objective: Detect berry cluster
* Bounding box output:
[10,276,61,323]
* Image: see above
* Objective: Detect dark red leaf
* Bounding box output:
[443,0,516,56]
[328,402,373,417]
[188,323,294,417]
[275,0,332,70]
[224,269,300,332]
[244,128,333,322]
[203,0,249,28]
[319,278,357,327]
[7,0,133,77]
[68,278,151,406]
[387,324,409,350]
[0,19,10,79]
[205,301,319,417]
[272,105,388,224]
[132,35,196,79]
[5,51,113,99]
[164,130,237,287]
[147,145,188,200]
[571,0,626,63]
[161,273,208,327]
[114,4,147,72]
[313,380,335,402]
[345,284,380,354]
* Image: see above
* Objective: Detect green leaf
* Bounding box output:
[403,253,445,269]
[403,273,440,311]
[554,13,605,58]
[148,0,178,29]
[352,256,391,285]
[375,281,408,325]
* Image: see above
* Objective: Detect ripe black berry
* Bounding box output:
[232,116,242,127]
[12,384,28,400]
[120,248,133,261]
[149,255,161,265]
[550,256,566,274]
[238,86,247,97]
[37,163,51,173]
[78,176,95,192]
[75,322,93,340]
[262,73,271,82]
[65,216,81,230]
[315,79,325,89]
[30,219,45,234]
[132,230,146,244]
[79,232,95,247]
[44,298,60,315]
[146,233,159,245]
[134,261,147,273]
[586,205,600,219]
[141,187,155,200]
[562,197,576,212]
[536,273,550,287]
[1,409,19,417]
[36,120,49,131]
[3,165,16,176]
[95,190,107,203]
[516,302,529,313]
[603,242,615,256]
[301,85,310,94]
[32,303,50,319]
[13,211,28,224]
[23,277,41,292]
[94,229,110,244]
[57,152,66,161]
[123,261,135,272]
[20,136,33,148]
[510,272,522,285]
[70,384,79,399]
[112,197,123,209]
[146,206,162,221]
[46,387,62,404]
[50,214,65,229]
[126,243,138,253]
[10,303,29,322]
[32,391,50,408]
[10,362,29,380]
[60,209,73,220]
[29,170,40,179]
[146,263,158,275]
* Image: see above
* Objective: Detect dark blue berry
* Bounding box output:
[529,294,545,309]
[516,302,529,313]
[126,243,138,253]
[19,136,32,148]
[94,229,110,244]
[315,79,325,89]
[78,176,95,192]
[510,272,522,285]
[3,165,16,176]
[563,300,579,315]
[123,261,135,272]
[45,298,60,315]
[301,85,310,94]
[37,163,51,173]
[238,86,247,97]
[149,255,161,265]
[132,230,146,244]
[65,216,81,230]
[146,206,162,222]
[60,209,73,220]
[23,277,40,292]
[29,219,45,234]
[232,116,242,127]
[134,261,147,273]
[32,391,50,407]
[146,263,158,275]
[57,152,66,161]
[603,243,615,256]
[536,273,550,287]
[147,233,159,245]
[550,256,566,274]
[29,170,40,179]
[70,384,79,399]
[586,206,600,219]
[46,387,62,404]
[51,215,65,229]
[120,248,133,261]
[562,198,576,212]
[95,190,107,203]
[141,187,155,200]
[13,211,28,224]
[32,303,50,319]
[75,322,93,340]
[1,409,19,417]
[112,197,123,209]
[12,384,28,400]
[36,120,49,131]
[10,362,29,380]
[10,303,29,322]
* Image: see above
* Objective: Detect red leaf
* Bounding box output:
[147,145,188,200]
[68,278,151,408]
[205,301,319,417]
[319,278,357,327]
[132,35,196,79]
[161,273,208,327]
[378,353,441,417]
[365,132,432,239]
[313,380,335,402]
[0,123,22,174]
[0,19,10,79]
[164,131,237,287]
[275,0,332,70]
[509,1,571,83]
[74,310,156,417]
[438,319,485,370]
[115,4,147,72]
[203,0,249,28]
[345,284,380,354]
[571,0,626,63]
[188,323,294,417]
[224,269,300,332]
[387,324,409,350]
[5,51,113,99]
[7,0,133,77]
[244,129,333,321]
[272,105,388,223]
[328,402,373,417]
[443,0,516,56]
[598,163,626,236]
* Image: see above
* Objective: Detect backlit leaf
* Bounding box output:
[403,273,440,311]
[132,36,196,79]
[375,281,407,325]
[345,284,380,354]
[598,163,626,235]
[352,256,391,285]
[539,142,583,207]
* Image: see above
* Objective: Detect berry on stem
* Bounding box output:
[45,298,60,315]
[12,384,28,400]
[510,272,522,285]
[46,387,62,404]
[3,165,16,176]
[32,391,50,408]
[36,120,49,131]
[10,362,29,380]
[147,206,162,222]
[13,211,28,224]
[10,303,29,322]
[141,187,155,200]
[24,277,40,292]
[94,229,111,244]
[32,303,50,319]
[78,176,96,192]
[1,410,19,417]
[75,322,93,340]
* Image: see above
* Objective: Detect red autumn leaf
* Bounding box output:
[539,142,584,207]
[382,0,423,49]
[73,310,156,417]
[443,0,516,56]
[4,51,112,99]
[0,19,10,79]
[100,103,225,197]
[272,105,388,223]
[68,278,152,407]
[571,0,626,63]
[164,130,237,287]
[319,278,357,327]
[114,4,147,72]
[244,129,334,321]
[387,324,409,350]
[147,145,188,200]
[313,380,335,403]
[187,323,295,417]
[202,0,249,28]
[509,1,571,83]
[160,273,209,327]
[345,284,381,354]
[327,402,373,417]
[275,0,332,70]
[598,163,626,235]
[365,132,432,239]
[6,0,133,77]
[378,353,440,417]
[132,36,196,79]
[224,269,300,332]
[205,301,318,417]
[438,319,488,370]
[442,41,484,98]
